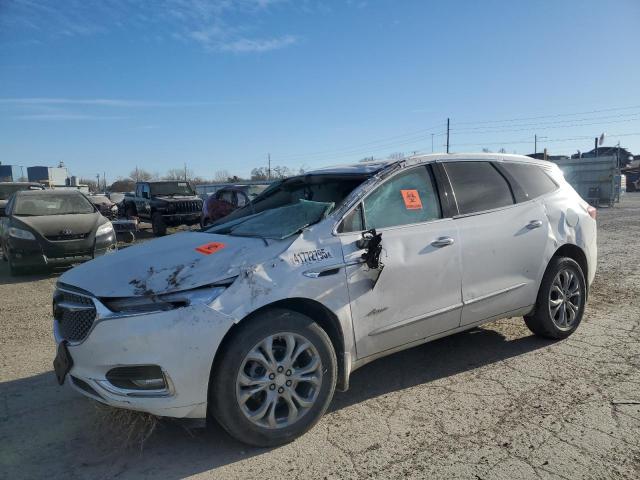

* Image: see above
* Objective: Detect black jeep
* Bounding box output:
[122,181,202,236]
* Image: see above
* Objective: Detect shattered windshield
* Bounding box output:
[208,199,334,240]
[207,173,369,239]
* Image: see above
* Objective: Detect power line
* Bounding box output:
[448,131,640,148]
[451,111,640,132]
[453,104,640,126]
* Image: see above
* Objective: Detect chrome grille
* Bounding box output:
[53,290,96,342]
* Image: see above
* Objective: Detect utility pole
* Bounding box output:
[594,137,598,157]
[268,153,271,180]
[184,163,187,181]
[96,173,100,192]
[103,172,106,191]
[431,133,434,153]
[446,118,450,154]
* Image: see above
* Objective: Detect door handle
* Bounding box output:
[431,237,454,248]
[526,220,543,229]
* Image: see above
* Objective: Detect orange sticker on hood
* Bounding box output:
[401,189,423,210]
[195,242,226,255]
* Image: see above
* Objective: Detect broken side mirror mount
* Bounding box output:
[358,229,385,289]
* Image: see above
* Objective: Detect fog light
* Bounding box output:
[106,365,167,391]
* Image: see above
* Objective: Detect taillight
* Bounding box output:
[587,205,597,220]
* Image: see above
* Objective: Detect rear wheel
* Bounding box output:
[210,309,337,447]
[151,212,167,236]
[524,257,586,339]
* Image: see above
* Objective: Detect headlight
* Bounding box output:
[9,227,36,240]
[102,285,227,314]
[96,222,114,237]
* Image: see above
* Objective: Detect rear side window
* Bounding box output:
[500,162,558,201]
[445,161,514,215]
[362,166,441,229]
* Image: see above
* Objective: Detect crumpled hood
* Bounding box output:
[59,232,292,298]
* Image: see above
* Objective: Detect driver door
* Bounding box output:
[338,165,463,359]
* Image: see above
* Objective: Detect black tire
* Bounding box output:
[209,309,337,447]
[524,257,586,339]
[151,212,167,236]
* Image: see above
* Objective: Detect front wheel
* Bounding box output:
[209,309,337,447]
[524,257,586,339]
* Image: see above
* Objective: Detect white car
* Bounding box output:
[52,153,597,446]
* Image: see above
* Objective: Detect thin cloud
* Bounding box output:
[218,34,298,53]
[16,113,127,121]
[2,0,300,54]
[0,98,232,108]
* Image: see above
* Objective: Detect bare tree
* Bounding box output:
[213,170,231,183]
[164,168,194,181]
[387,152,405,160]
[251,167,269,180]
[110,178,135,192]
[80,178,98,193]
[130,168,154,182]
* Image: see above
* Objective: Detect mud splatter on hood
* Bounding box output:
[59,232,292,298]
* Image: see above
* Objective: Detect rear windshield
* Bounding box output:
[208,174,368,239]
[13,193,95,216]
[150,182,195,196]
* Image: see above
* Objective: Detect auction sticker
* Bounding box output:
[291,248,334,266]
[401,189,423,210]
[195,242,226,255]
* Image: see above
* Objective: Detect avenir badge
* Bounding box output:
[195,242,226,255]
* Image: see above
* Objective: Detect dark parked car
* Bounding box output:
[87,194,119,219]
[0,182,44,214]
[201,184,268,227]
[122,181,202,236]
[0,190,116,274]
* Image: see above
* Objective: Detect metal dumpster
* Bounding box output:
[549,156,620,207]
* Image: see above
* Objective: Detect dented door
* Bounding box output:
[338,165,463,359]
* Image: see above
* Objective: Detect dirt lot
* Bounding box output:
[1,195,639,479]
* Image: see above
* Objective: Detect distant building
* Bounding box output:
[27,166,69,187]
[0,164,25,182]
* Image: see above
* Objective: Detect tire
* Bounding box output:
[210,309,337,447]
[151,212,167,236]
[524,257,586,339]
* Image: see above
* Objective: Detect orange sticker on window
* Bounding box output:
[195,242,226,255]
[401,189,423,210]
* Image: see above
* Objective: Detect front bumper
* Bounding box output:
[9,237,116,268]
[54,302,235,418]
[162,213,201,226]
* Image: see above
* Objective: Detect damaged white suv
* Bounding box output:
[52,154,597,446]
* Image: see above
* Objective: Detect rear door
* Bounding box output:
[443,161,548,326]
[338,164,463,359]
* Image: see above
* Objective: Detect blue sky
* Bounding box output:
[1,0,639,182]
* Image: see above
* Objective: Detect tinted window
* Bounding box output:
[445,162,514,215]
[363,166,441,229]
[13,193,95,216]
[500,162,557,201]
[338,204,364,233]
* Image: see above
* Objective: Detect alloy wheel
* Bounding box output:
[236,332,323,429]
[548,267,582,330]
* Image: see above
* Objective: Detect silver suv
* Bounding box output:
[52,153,597,446]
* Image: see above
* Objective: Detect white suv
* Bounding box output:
[52,153,597,446]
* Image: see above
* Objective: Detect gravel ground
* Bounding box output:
[1,195,639,479]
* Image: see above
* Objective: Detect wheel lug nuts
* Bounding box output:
[286,380,292,387]
[286,369,292,376]
[278,387,284,393]
[269,373,275,380]
[277,366,284,373]
[269,384,275,390]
